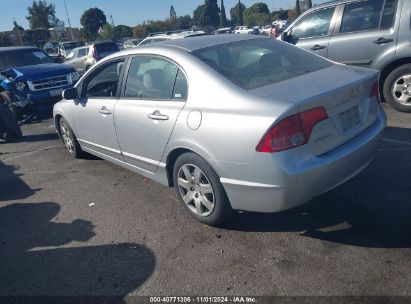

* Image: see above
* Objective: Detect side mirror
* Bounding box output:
[281,31,289,41]
[62,87,78,101]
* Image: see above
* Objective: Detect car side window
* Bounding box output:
[78,48,88,57]
[83,59,125,98]
[172,70,188,100]
[291,7,335,39]
[124,56,180,100]
[380,0,398,29]
[340,0,384,33]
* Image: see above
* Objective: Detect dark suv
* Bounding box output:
[0,47,78,113]
[280,0,411,112]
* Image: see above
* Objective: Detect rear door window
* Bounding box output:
[78,48,88,57]
[124,56,182,100]
[95,43,120,58]
[340,0,387,33]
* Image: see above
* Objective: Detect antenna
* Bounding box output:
[64,0,74,41]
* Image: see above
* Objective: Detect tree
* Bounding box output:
[220,0,227,28]
[193,4,206,27]
[0,33,11,47]
[13,21,24,31]
[113,25,132,39]
[307,0,313,9]
[230,1,246,26]
[178,15,192,29]
[170,5,177,20]
[26,0,61,29]
[295,0,301,16]
[203,0,220,29]
[243,2,270,26]
[99,23,113,41]
[80,7,107,41]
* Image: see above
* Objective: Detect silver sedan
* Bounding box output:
[54,35,386,225]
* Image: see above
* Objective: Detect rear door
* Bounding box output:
[114,55,187,173]
[327,0,399,67]
[287,5,339,58]
[74,47,90,74]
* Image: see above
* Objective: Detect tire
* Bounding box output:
[383,64,411,113]
[173,152,233,226]
[59,117,85,158]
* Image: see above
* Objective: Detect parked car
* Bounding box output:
[123,39,143,49]
[137,31,206,46]
[280,0,411,113]
[65,42,120,75]
[0,47,78,113]
[58,41,83,58]
[235,26,252,34]
[54,35,386,225]
[260,25,273,35]
[213,27,232,34]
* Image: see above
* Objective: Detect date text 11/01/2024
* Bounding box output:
[149,297,257,303]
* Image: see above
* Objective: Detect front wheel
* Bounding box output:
[383,64,411,113]
[173,153,232,226]
[59,117,85,158]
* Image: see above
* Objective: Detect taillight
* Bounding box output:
[92,47,100,61]
[370,81,380,103]
[256,107,328,153]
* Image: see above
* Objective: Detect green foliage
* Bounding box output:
[230,1,246,26]
[243,2,270,26]
[220,0,228,28]
[113,25,132,39]
[193,4,206,27]
[307,0,313,9]
[132,16,192,38]
[99,23,113,41]
[271,9,289,21]
[26,0,61,29]
[80,7,107,41]
[13,21,24,31]
[22,29,51,47]
[193,0,220,29]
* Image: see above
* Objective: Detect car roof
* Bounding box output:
[0,46,40,53]
[151,34,263,52]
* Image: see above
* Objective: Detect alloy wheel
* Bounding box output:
[60,121,74,153]
[177,164,215,217]
[392,74,411,106]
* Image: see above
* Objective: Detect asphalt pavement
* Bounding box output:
[0,104,410,298]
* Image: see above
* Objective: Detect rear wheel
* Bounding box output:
[173,152,232,225]
[383,64,411,113]
[59,117,85,158]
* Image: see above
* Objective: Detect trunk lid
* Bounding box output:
[251,64,381,155]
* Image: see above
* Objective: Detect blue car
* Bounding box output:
[0,46,79,113]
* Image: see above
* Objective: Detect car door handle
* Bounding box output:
[373,38,394,44]
[99,106,112,115]
[148,110,169,121]
[311,45,326,51]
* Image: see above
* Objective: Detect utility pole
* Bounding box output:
[64,0,74,41]
[13,18,23,46]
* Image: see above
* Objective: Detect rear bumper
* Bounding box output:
[220,109,386,213]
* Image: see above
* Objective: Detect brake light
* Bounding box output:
[92,47,100,61]
[370,81,380,103]
[256,107,328,153]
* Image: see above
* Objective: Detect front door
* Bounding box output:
[72,59,126,160]
[287,6,338,58]
[114,55,188,173]
[327,0,399,67]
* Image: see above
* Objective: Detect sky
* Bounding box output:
[0,0,330,32]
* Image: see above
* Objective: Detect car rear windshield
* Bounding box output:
[95,43,120,58]
[0,50,54,71]
[193,39,332,90]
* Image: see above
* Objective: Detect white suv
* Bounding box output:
[234,26,252,34]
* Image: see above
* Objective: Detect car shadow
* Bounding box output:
[21,133,59,143]
[0,202,155,300]
[221,126,411,249]
[0,161,39,201]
